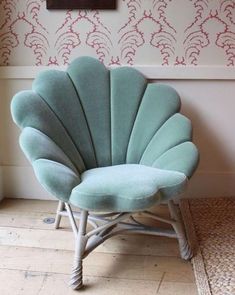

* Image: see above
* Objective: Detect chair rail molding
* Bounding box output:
[0,65,234,80]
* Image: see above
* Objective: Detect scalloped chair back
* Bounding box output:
[11,57,198,206]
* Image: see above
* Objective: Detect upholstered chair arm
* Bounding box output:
[11,90,86,173]
[20,127,80,202]
[151,142,199,178]
[139,113,199,179]
[33,159,80,202]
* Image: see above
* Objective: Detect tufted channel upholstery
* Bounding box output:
[11,56,199,212]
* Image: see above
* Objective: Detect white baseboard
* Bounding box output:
[1,166,235,200]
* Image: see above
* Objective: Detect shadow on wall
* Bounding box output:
[0,79,54,200]
[0,168,3,201]
[181,97,235,198]
[0,85,3,201]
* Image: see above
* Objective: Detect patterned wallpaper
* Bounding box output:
[0,0,234,66]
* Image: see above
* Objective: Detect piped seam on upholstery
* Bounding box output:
[71,175,187,200]
[124,82,148,163]
[151,141,197,168]
[66,72,98,168]
[33,158,80,178]
[139,114,192,164]
[137,113,179,164]
[21,127,78,174]
[127,86,181,164]
[34,91,85,173]
[150,140,193,167]
[33,159,80,202]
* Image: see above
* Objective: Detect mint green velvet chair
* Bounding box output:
[11,56,199,290]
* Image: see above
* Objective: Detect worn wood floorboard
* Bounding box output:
[0,198,197,295]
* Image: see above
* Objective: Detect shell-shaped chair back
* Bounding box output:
[11,56,198,181]
[11,58,200,290]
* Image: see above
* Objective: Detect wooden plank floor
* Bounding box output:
[0,199,198,295]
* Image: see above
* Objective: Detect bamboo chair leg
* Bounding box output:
[69,210,88,290]
[168,200,192,260]
[55,201,65,229]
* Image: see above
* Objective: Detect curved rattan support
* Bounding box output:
[55,200,192,289]
[168,200,193,260]
[69,210,88,290]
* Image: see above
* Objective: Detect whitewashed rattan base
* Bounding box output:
[55,200,192,290]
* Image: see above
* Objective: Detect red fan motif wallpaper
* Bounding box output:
[0,0,234,66]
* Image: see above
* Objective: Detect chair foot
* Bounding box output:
[168,200,193,260]
[69,260,83,290]
[69,210,88,290]
[178,237,193,260]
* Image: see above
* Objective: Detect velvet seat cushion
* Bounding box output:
[69,164,187,212]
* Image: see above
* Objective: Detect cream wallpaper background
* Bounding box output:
[0,0,234,66]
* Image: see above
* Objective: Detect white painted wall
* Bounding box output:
[163,80,235,198]
[0,93,4,201]
[0,78,54,200]
[0,165,2,201]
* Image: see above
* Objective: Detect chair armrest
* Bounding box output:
[152,142,199,178]
[20,127,81,202]
[20,127,79,173]
[33,159,80,202]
